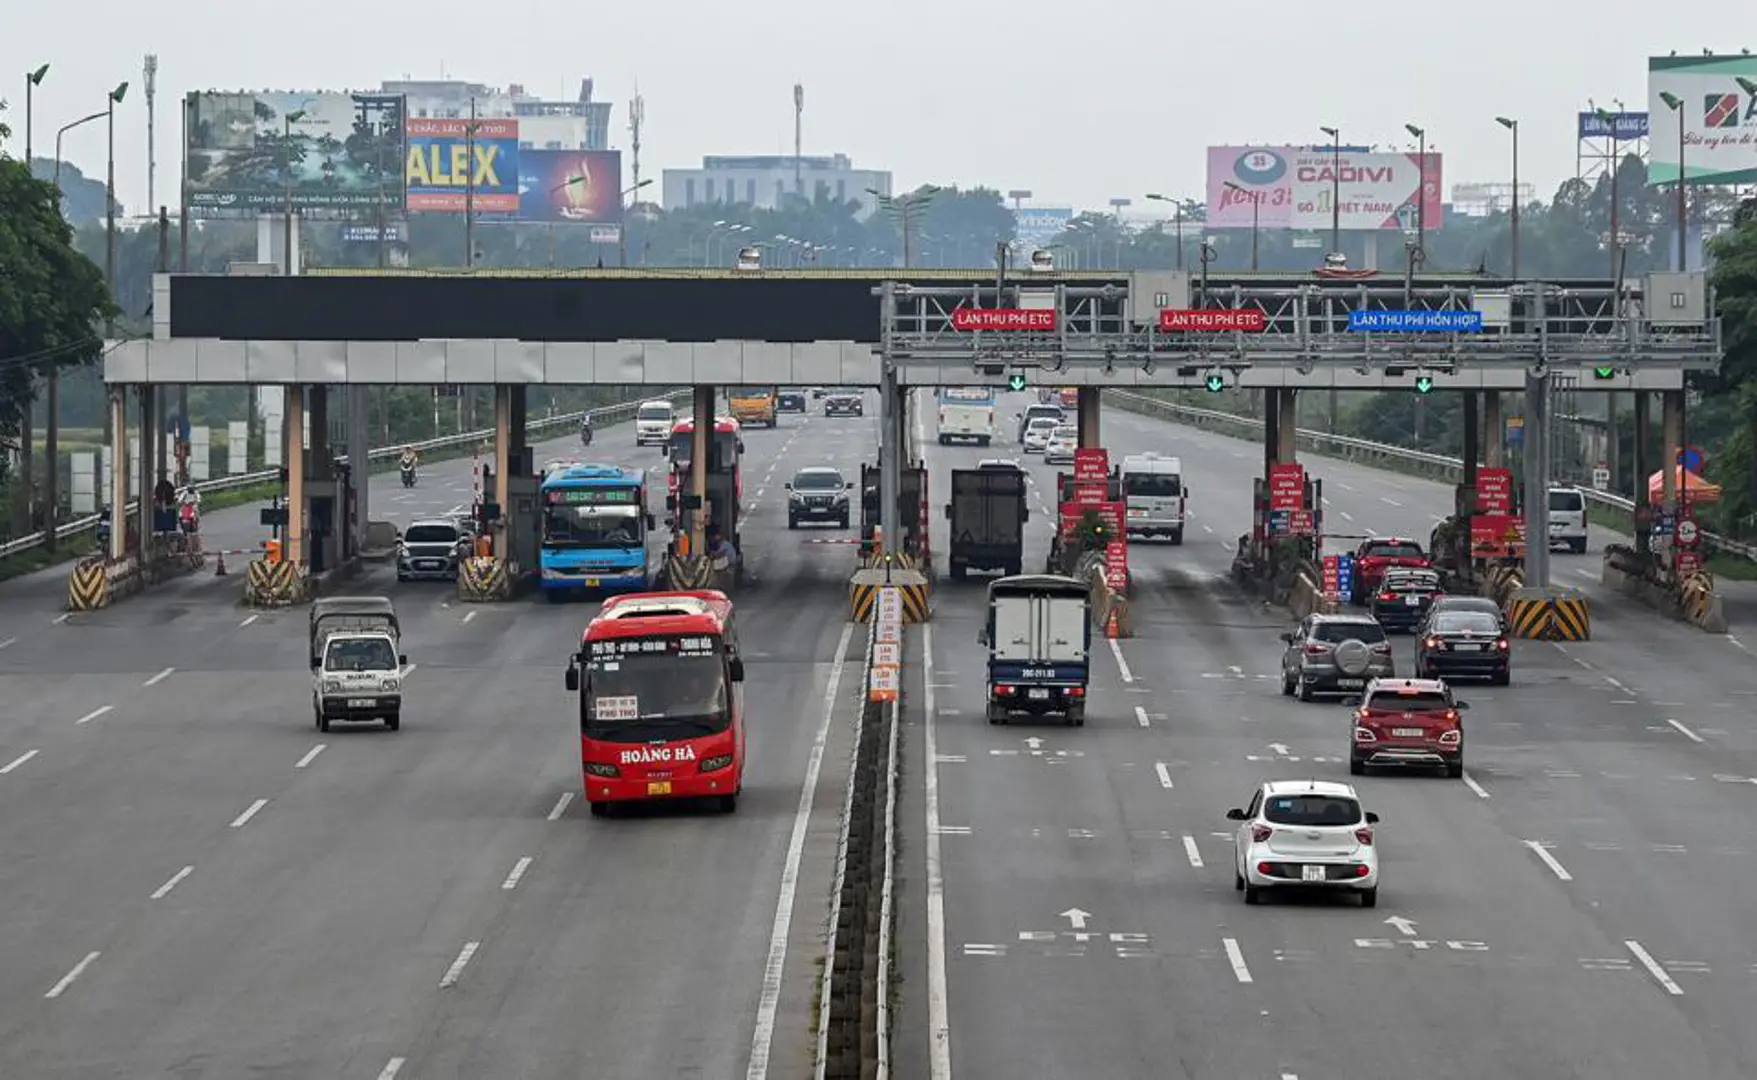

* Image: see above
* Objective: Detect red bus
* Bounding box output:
[564,590,747,815]
[665,416,743,504]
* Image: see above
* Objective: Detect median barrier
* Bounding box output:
[1680,572,1728,633]
[662,552,713,590]
[67,559,109,611]
[243,557,304,607]
[1480,564,1524,610]
[1506,585,1592,641]
[848,567,930,624]
[456,556,512,602]
[1288,571,1326,620]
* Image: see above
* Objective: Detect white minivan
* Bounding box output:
[1547,486,1588,553]
[635,400,676,446]
[1121,453,1186,544]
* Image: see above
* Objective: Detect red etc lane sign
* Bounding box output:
[1475,467,1514,515]
[1159,309,1267,332]
[1322,554,1341,596]
[952,308,1056,331]
[1074,448,1110,483]
[1105,540,1129,589]
[1268,463,1306,512]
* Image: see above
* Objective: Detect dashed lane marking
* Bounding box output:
[0,749,40,775]
[1222,937,1253,983]
[1135,706,1150,728]
[143,667,174,687]
[1108,639,1135,683]
[1462,771,1491,799]
[52,613,70,625]
[1626,940,1684,996]
[0,637,16,649]
[547,792,575,821]
[1380,497,1403,507]
[462,610,478,625]
[1182,835,1205,868]
[238,614,259,628]
[376,1059,407,1080]
[1523,840,1573,882]
[150,866,194,900]
[228,798,269,829]
[44,951,101,999]
[438,941,481,989]
[75,705,113,726]
[1667,719,1706,744]
[294,744,327,769]
[1154,762,1175,789]
[502,856,534,890]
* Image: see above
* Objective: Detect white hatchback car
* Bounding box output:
[1022,417,1059,453]
[1228,779,1380,907]
[1043,425,1078,465]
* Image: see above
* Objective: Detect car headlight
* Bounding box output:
[790,491,804,502]
[380,677,401,693]
[323,680,342,694]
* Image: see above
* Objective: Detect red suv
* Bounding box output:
[1350,537,1430,605]
[1349,678,1470,779]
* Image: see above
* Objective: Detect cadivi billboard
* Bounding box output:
[1205,146,1443,232]
[1648,55,1757,186]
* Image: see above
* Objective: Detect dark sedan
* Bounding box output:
[1415,610,1511,685]
[1417,595,1508,638]
[1369,567,1443,633]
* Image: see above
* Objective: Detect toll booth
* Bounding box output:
[861,463,925,557]
[483,451,541,572]
[303,451,352,576]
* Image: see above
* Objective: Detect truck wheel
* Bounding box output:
[950,562,967,581]
[589,801,609,818]
[716,794,739,813]
[1066,704,1086,727]
[987,703,1006,725]
[1170,528,1184,546]
[385,714,401,732]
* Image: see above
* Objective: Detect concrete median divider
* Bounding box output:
[1507,585,1592,641]
[67,558,110,611]
[1288,571,1327,619]
[244,557,305,607]
[661,553,713,590]
[456,556,513,602]
[1680,571,1727,633]
[848,566,930,624]
[1481,563,1524,610]
[1601,545,1729,633]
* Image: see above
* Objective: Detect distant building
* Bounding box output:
[381,78,611,152]
[662,154,893,219]
[1449,181,1536,218]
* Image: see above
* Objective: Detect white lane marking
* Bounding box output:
[376,1059,407,1080]
[1135,705,1151,728]
[438,941,481,989]
[238,614,259,628]
[143,667,174,687]
[150,865,194,900]
[1336,482,1356,492]
[1605,675,1631,695]
[1626,940,1685,996]
[1340,511,1355,522]
[1108,638,1135,683]
[1202,523,1214,534]
[502,856,534,890]
[1573,568,1596,579]
[1523,840,1573,882]
[546,791,575,821]
[1182,835,1205,868]
[0,637,16,649]
[746,621,856,1080]
[1667,718,1706,744]
[922,622,953,1080]
[294,744,327,769]
[0,749,40,774]
[1380,497,1403,507]
[1154,762,1175,789]
[1462,771,1492,799]
[461,610,478,625]
[1222,937,1253,983]
[1728,635,1751,653]
[52,613,70,625]
[74,705,114,726]
[44,951,101,999]
[228,797,269,829]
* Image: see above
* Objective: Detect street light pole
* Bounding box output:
[20,64,49,531]
[1496,116,1519,278]
[1319,125,1341,257]
[106,82,129,332]
[1660,92,1687,270]
[282,107,304,277]
[48,108,105,550]
[1404,123,1427,261]
[1223,181,1260,271]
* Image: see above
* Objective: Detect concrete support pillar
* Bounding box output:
[1262,389,1281,477]
[1461,392,1480,488]
[1522,374,1550,589]
[879,367,902,556]
[347,385,370,560]
[510,384,528,459]
[1483,392,1504,468]
[108,388,127,561]
[1076,388,1101,448]
[690,386,713,556]
[1633,392,1652,555]
[494,386,513,554]
[137,386,155,569]
[1276,389,1297,465]
[1661,390,1684,511]
[307,386,329,469]
[155,387,170,484]
[285,387,306,571]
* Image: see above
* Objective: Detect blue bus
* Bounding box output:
[539,464,655,599]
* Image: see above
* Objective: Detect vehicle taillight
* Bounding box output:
[1303,643,1329,655]
[1438,729,1461,745]
[1354,826,1375,846]
[1378,591,1398,602]
[1067,686,1085,698]
[1353,864,1372,877]
[994,684,1015,697]
[1353,725,1377,742]
[1495,638,1510,651]
[1369,641,1392,654]
[1250,824,1274,843]
[1423,636,1441,650]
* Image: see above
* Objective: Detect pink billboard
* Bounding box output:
[1204,146,1443,232]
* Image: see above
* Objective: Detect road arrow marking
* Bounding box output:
[1058,908,1092,930]
[1269,743,1292,757]
[1023,736,1045,752]
[1384,915,1418,937]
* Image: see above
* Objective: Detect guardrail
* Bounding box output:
[0,390,690,562]
[1105,389,1757,562]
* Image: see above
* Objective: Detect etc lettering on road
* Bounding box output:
[1348,310,1485,333]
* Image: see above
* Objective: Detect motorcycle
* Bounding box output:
[580,425,594,448]
[400,463,417,488]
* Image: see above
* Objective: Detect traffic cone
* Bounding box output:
[215,549,228,576]
[1105,607,1120,639]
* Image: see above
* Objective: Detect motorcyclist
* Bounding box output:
[399,446,419,486]
[579,412,594,446]
[177,487,201,535]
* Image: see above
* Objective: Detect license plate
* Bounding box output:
[1337,679,1365,689]
[1405,596,1420,606]
[583,577,600,587]
[418,561,441,569]
[1302,865,1326,882]
[1455,643,1482,652]
[1027,688,1050,700]
[347,698,376,708]
[1393,727,1425,737]
[647,781,672,796]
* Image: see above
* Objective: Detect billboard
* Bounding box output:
[185,91,405,211]
[1205,146,1443,232]
[1648,55,1757,185]
[1578,111,1650,140]
[519,150,624,222]
[1014,206,1073,249]
[405,117,520,213]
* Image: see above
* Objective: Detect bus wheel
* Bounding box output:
[589,801,609,818]
[717,794,739,813]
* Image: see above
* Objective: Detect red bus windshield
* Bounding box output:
[582,633,731,741]
[669,430,739,471]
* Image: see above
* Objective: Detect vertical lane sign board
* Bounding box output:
[1073,448,1110,483]
[1476,467,1514,514]
[1675,549,1703,579]
[952,308,1057,331]
[875,587,904,625]
[1322,554,1341,599]
[1268,463,1306,512]
[1470,466,1522,558]
[873,641,901,668]
[1287,509,1316,536]
[1104,539,1129,591]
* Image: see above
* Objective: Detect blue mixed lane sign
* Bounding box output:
[1348,310,1485,333]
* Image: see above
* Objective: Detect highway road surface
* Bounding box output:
[889,390,1757,1080]
[0,402,877,1078]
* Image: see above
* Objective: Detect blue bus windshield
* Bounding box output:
[542,484,646,548]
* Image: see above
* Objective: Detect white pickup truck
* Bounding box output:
[309,597,406,732]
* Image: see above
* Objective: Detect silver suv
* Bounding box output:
[1281,614,1395,702]
[397,519,470,582]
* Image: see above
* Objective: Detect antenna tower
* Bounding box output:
[793,83,804,200]
[144,54,159,213]
[629,86,645,202]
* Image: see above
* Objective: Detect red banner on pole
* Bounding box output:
[1158,309,1267,332]
[1268,463,1306,512]
[1073,448,1110,483]
[1476,467,1514,515]
[952,307,1056,331]
[1470,513,1526,557]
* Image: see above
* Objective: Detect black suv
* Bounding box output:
[787,467,852,528]
[824,391,863,417]
[777,390,806,413]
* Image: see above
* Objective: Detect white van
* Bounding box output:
[1121,453,1187,544]
[635,400,675,446]
[1547,485,1587,553]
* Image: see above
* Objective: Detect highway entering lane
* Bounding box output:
[0,399,880,1078]
[890,390,1757,1079]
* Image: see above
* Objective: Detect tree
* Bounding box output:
[1703,205,1757,532]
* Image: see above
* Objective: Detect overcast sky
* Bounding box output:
[5,0,1756,218]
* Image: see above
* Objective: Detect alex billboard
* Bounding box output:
[519,150,624,222]
[1648,55,1757,186]
[1206,146,1443,232]
[405,117,520,213]
[185,91,405,211]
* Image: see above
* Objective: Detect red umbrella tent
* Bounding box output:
[1647,467,1722,505]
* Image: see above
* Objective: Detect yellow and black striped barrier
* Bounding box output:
[1679,571,1728,633]
[245,557,300,607]
[849,567,931,624]
[457,557,512,602]
[68,560,109,611]
[1506,585,1592,641]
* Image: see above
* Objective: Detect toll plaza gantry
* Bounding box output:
[102,267,1719,604]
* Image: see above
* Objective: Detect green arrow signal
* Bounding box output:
[1006,373,1028,392]
[1414,375,1435,394]
[1204,374,1225,393]
[1594,365,1616,380]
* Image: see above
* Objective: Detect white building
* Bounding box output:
[380,78,611,152]
[1449,180,1536,218]
[662,154,892,219]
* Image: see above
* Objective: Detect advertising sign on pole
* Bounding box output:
[1648,55,1757,186]
[1073,448,1110,483]
[1268,463,1305,512]
[518,150,625,222]
[1014,207,1074,250]
[1578,111,1650,140]
[952,308,1057,331]
[185,91,406,212]
[405,117,520,213]
[1158,309,1267,332]
[1206,145,1444,232]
